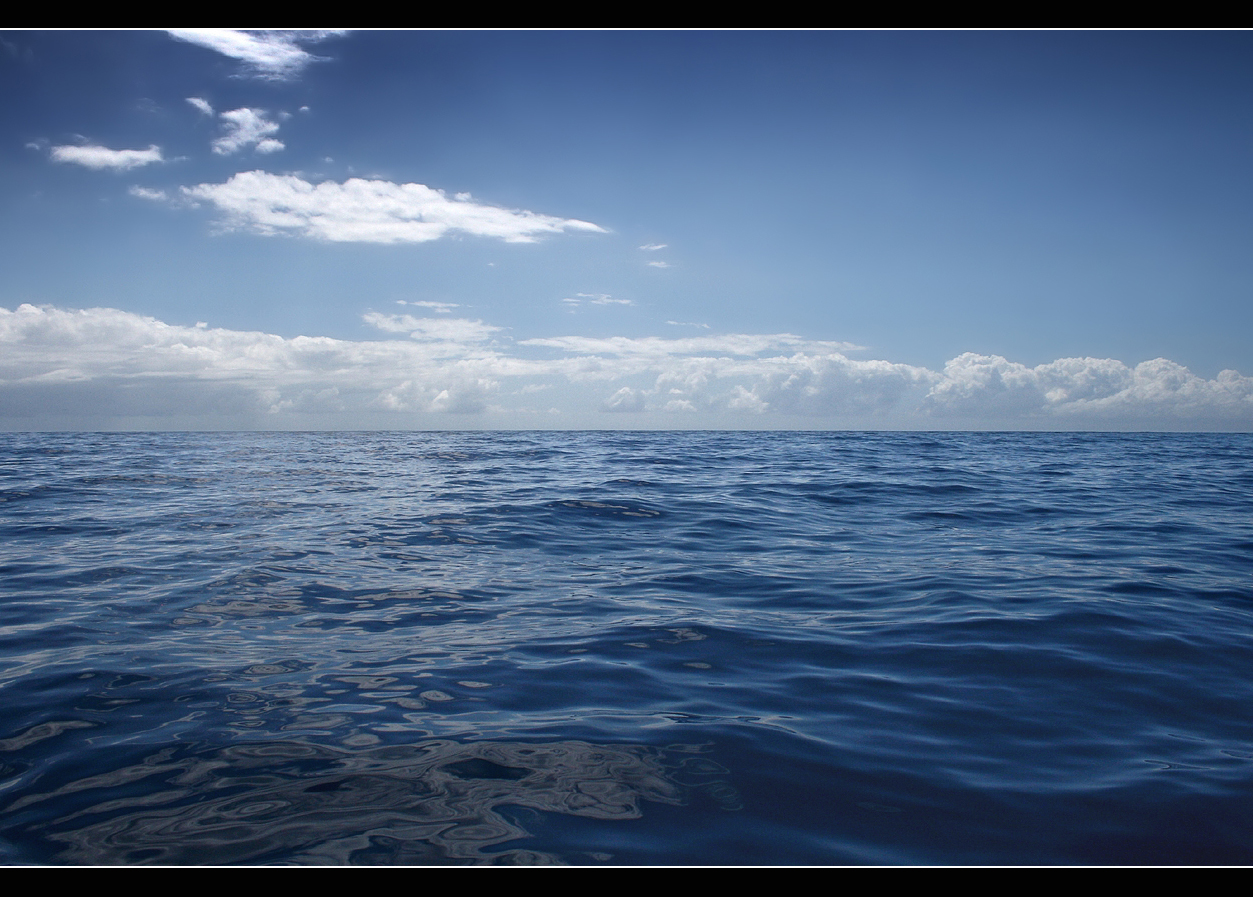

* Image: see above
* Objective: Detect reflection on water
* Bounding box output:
[12,739,734,865]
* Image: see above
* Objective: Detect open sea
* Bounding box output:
[1,430,1252,865]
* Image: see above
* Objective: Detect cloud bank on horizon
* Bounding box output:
[4,30,1252,430]
[2,303,1248,430]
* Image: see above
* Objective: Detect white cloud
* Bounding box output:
[602,386,646,412]
[1,304,1249,430]
[0,304,510,422]
[924,353,1253,423]
[563,293,633,308]
[213,108,283,155]
[168,30,345,79]
[519,333,861,359]
[363,312,502,347]
[667,321,710,329]
[397,300,460,313]
[181,171,607,244]
[640,243,667,251]
[50,144,163,171]
[128,186,167,201]
[186,97,214,116]
[647,260,670,268]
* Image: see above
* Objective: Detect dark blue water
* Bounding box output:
[1,431,1252,865]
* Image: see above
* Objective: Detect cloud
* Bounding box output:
[647,260,670,268]
[186,97,214,116]
[397,300,459,313]
[602,386,646,412]
[168,30,345,80]
[1,304,1249,430]
[924,353,1253,424]
[128,186,167,201]
[362,312,502,348]
[181,171,607,244]
[519,333,861,359]
[213,108,283,155]
[639,243,667,251]
[0,304,509,422]
[562,293,633,308]
[50,144,163,171]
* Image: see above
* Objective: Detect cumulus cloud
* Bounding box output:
[50,144,163,171]
[186,97,214,116]
[0,304,509,422]
[602,386,646,412]
[168,30,345,79]
[1,304,1250,430]
[213,108,283,155]
[180,171,607,244]
[925,353,1253,424]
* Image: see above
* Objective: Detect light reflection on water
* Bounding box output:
[14,738,731,865]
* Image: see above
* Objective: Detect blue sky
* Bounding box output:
[2,29,1252,430]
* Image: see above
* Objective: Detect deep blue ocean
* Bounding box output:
[1,431,1252,865]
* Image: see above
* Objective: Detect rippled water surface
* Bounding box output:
[2,431,1252,864]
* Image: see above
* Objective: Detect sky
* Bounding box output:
[2,29,1252,431]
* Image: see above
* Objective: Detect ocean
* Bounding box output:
[1,430,1251,865]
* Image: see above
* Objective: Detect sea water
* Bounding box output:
[1,431,1252,865]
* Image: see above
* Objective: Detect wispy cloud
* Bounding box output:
[50,144,163,171]
[180,171,607,244]
[363,312,502,348]
[186,97,214,116]
[397,300,460,313]
[128,186,167,201]
[562,293,634,308]
[212,108,283,155]
[641,243,671,268]
[168,30,345,80]
[519,333,861,359]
